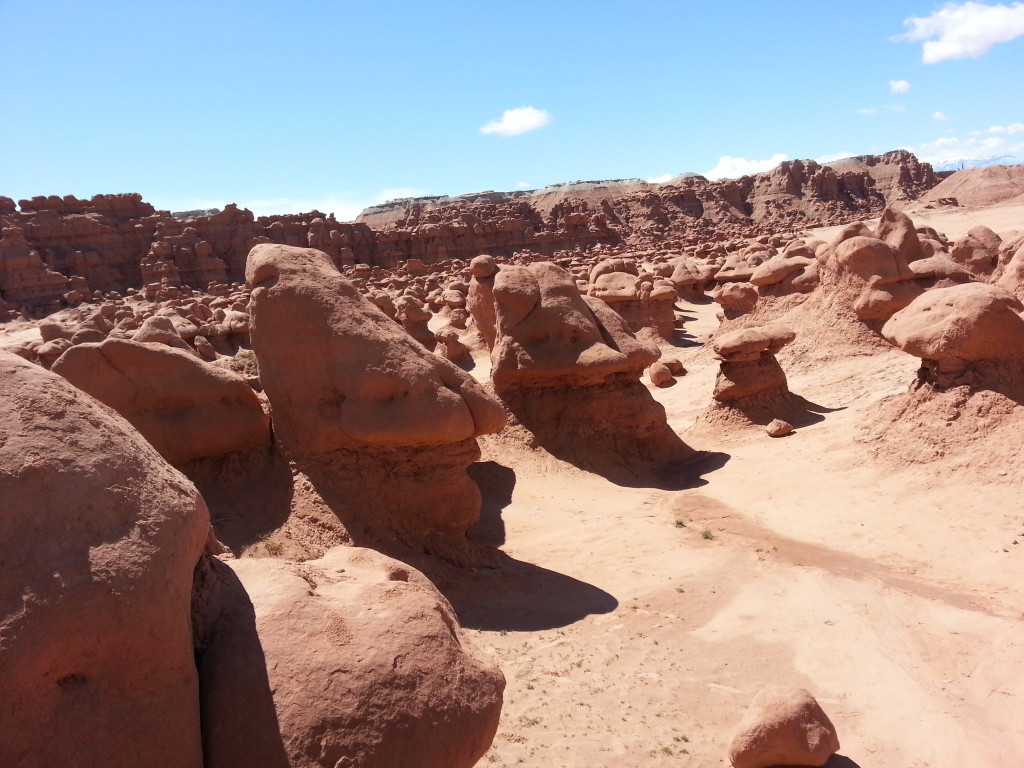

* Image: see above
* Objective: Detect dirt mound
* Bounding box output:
[919,164,1024,208]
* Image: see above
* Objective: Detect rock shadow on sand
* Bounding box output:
[193,558,290,768]
[467,460,514,547]
[402,459,620,632]
[429,553,620,633]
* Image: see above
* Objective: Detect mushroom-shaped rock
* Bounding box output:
[436,328,473,368]
[950,225,1001,278]
[713,282,759,319]
[467,255,500,349]
[750,252,818,294]
[588,258,676,339]
[245,244,507,558]
[52,338,271,467]
[881,282,1024,391]
[133,314,200,355]
[727,687,840,768]
[0,352,210,768]
[198,546,504,768]
[669,256,707,300]
[394,293,436,351]
[490,262,693,482]
[707,325,803,426]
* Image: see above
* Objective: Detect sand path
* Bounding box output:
[465,295,1024,768]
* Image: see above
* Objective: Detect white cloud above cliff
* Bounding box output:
[150,187,428,222]
[894,2,1024,62]
[704,154,789,180]
[906,134,1024,166]
[480,107,552,137]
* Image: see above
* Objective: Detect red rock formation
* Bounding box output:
[51,338,271,467]
[1,151,940,313]
[0,225,69,307]
[194,546,505,768]
[727,687,840,768]
[245,243,507,560]
[487,262,694,483]
[0,352,210,768]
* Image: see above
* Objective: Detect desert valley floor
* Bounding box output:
[3,192,1024,768]
[451,203,1024,768]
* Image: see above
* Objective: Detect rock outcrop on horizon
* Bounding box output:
[1,151,941,312]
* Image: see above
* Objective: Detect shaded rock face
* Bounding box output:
[727,687,840,768]
[950,225,1001,278]
[749,240,820,295]
[467,254,500,348]
[994,233,1024,303]
[489,262,694,483]
[51,338,271,467]
[245,244,506,558]
[0,352,210,768]
[714,282,759,319]
[882,282,1024,395]
[194,546,504,768]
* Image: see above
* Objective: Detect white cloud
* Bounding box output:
[908,134,1024,165]
[894,2,1024,63]
[933,111,953,121]
[646,173,673,183]
[704,154,789,180]
[515,181,532,189]
[373,187,427,204]
[855,105,906,115]
[816,151,855,163]
[480,106,552,137]
[889,79,912,93]
[972,122,1024,134]
[150,188,428,221]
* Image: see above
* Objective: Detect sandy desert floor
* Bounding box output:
[4,202,1022,768]
[449,203,1024,768]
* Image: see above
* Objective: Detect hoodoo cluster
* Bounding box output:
[2,157,1022,767]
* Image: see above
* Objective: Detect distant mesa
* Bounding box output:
[0,150,954,315]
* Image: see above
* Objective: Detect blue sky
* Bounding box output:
[2,0,1023,219]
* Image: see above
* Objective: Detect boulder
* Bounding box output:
[52,338,270,467]
[489,262,693,482]
[0,352,210,768]
[727,687,840,768]
[196,547,504,768]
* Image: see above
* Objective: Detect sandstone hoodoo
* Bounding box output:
[710,324,802,427]
[587,257,678,340]
[244,243,507,560]
[485,261,694,483]
[882,281,1024,395]
[5,150,1024,767]
[0,352,211,768]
